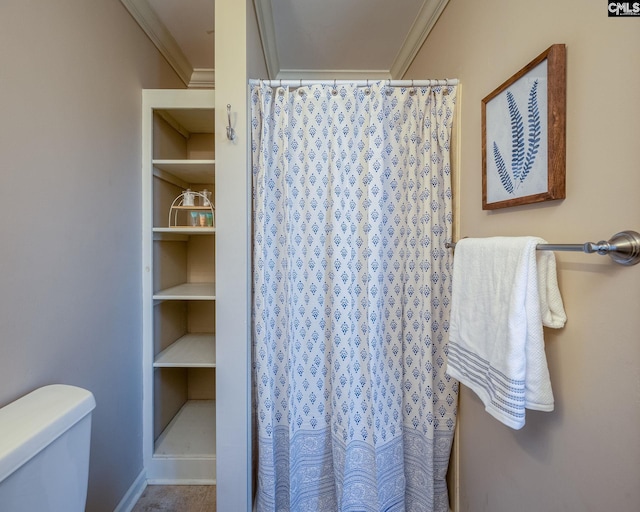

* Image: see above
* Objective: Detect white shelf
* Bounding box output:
[170,205,212,210]
[154,227,215,235]
[153,282,215,300]
[154,334,216,367]
[154,400,216,458]
[153,160,215,184]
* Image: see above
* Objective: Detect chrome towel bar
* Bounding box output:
[444,230,640,266]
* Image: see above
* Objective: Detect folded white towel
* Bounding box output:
[446,237,566,429]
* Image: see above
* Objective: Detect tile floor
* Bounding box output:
[131,485,216,512]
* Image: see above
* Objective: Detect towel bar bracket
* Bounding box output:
[593,230,640,266]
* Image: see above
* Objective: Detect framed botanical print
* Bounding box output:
[482,44,566,210]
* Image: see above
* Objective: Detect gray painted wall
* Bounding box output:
[407,0,640,510]
[0,2,183,510]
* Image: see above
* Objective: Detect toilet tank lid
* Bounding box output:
[0,384,96,483]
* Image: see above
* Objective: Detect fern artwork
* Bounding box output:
[493,80,541,195]
[484,61,550,207]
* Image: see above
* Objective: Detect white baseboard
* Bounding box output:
[113,470,147,512]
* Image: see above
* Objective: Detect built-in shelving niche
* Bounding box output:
[143,90,216,483]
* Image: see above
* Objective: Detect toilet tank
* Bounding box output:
[0,384,96,512]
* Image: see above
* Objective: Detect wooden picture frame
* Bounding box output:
[482,44,566,210]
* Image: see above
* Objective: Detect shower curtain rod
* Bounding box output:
[445,230,640,266]
[249,78,458,87]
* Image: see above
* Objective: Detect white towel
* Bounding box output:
[446,237,566,429]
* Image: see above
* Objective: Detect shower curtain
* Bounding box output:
[251,81,458,512]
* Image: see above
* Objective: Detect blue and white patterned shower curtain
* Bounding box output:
[251,81,458,512]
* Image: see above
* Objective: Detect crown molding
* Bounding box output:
[120,0,193,86]
[253,0,279,79]
[189,68,215,89]
[123,0,448,84]
[390,0,450,79]
[276,69,392,81]
[254,0,448,80]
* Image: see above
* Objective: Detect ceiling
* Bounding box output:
[121,0,449,87]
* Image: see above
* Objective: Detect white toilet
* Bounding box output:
[0,384,96,512]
